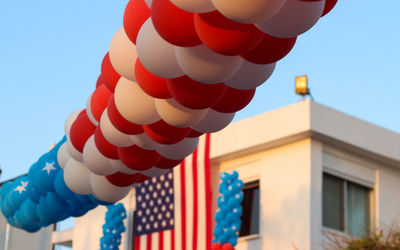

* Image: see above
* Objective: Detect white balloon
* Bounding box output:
[130,133,163,151]
[57,142,70,170]
[211,0,286,24]
[136,19,184,78]
[64,109,82,138]
[114,78,161,125]
[140,167,169,177]
[109,27,137,81]
[155,98,208,128]
[192,109,235,133]
[157,137,199,160]
[86,94,99,126]
[64,159,92,195]
[170,0,216,13]
[66,139,83,162]
[90,174,131,203]
[109,159,139,175]
[175,45,243,84]
[83,136,116,176]
[100,109,135,147]
[256,0,325,38]
[225,61,276,90]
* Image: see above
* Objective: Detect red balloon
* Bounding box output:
[322,0,338,16]
[94,127,119,159]
[241,34,297,64]
[96,76,104,88]
[136,174,150,183]
[118,145,161,171]
[221,243,234,250]
[187,129,203,138]
[123,0,151,44]
[212,243,222,250]
[155,156,182,169]
[90,84,112,123]
[101,53,121,92]
[143,119,191,144]
[212,87,256,113]
[167,75,228,109]
[135,59,171,99]
[194,11,264,56]
[107,96,144,135]
[151,0,202,47]
[69,110,96,153]
[106,172,141,187]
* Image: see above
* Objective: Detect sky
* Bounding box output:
[0,0,399,181]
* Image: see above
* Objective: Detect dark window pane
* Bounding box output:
[239,181,260,237]
[323,173,344,231]
[346,182,370,237]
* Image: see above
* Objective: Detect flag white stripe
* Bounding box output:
[164,230,172,250]
[153,232,159,250]
[173,166,182,250]
[185,153,194,250]
[140,234,147,250]
[197,135,207,250]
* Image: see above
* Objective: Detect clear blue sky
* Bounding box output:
[0,0,399,181]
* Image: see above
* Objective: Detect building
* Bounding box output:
[2,100,400,250]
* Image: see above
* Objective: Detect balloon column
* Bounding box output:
[212,172,244,249]
[100,203,127,250]
[0,137,111,233]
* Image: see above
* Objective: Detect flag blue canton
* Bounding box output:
[135,170,174,236]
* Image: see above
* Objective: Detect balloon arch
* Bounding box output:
[0,0,338,247]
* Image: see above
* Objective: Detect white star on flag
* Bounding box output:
[42,162,56,175]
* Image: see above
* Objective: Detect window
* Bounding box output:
[239,180,260,237]
[323,173,372,237]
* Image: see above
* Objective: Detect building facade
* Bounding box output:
[2,100,400,250]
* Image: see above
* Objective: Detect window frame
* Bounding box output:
[322,172,375,237]
[238,180,260,240]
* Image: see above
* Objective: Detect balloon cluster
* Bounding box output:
[212,172,244,249]
[62,0,338,205]
[100,203,127,250]
[0,138,109,233]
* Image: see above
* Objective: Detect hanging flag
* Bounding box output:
[133,134,212,250]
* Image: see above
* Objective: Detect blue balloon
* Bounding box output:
[7,179,29,211]
[46,192,71,215]
[27,184,41,203]
[213,224,223,237]
[0,182,13,200]
[36,197,53,226]
[21,199,40,225]
[228,238,237,247]
[54,171,75,199]
[1,197,14,218]
[231,171,239,180]
[70,208,88,217]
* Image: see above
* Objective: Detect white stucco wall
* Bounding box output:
[0,212,52,250]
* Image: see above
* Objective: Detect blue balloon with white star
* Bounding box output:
[0,136,119,232]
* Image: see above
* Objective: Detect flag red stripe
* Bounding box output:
[159,231,164,250]
[180,161,187,250]
[134,236,140,250]
[146,234,152,250]
[171,229,175,250]
[204,134,212,250]
[192,148,199,250]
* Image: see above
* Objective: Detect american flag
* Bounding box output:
[133,134,212,250]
